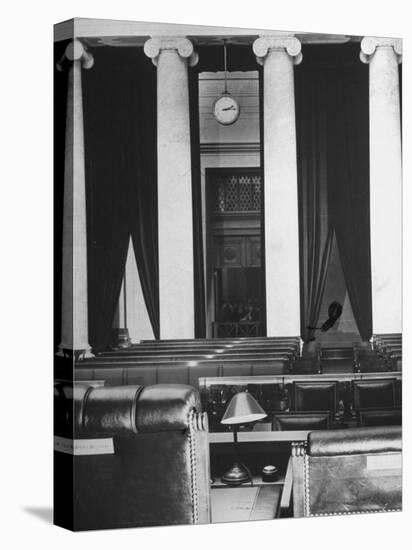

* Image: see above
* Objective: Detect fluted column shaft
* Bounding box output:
[144,37,198,339]
[361,37,402,335]
[57,39,94,358]
[253,36,302,337]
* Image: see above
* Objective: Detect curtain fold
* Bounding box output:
[83,48,131,350]
[189,68,206,337]
[258,67,267,336]
[326,63,372,340]
[296,65,334,343]
[83,48,160,349]
[129,51,160,340]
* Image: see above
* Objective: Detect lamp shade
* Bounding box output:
[221,392,267,425]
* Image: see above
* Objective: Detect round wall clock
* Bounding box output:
[213,94,240,126]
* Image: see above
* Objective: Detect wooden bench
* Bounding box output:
[75,358,289,387]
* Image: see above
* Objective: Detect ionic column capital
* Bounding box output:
[144,36,199,67]
[253,35,302,66]
[360,36,402,64]
[56,39,94,71]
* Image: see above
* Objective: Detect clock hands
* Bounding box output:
[222,105,237,111]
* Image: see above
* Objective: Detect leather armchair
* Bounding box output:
[54,384,211,530]
[291,426,402,517]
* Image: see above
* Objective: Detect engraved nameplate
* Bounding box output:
[54,436,114,455]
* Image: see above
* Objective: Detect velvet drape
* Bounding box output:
[83,48,159,349]
[189,68,206,337]
[258,67,267,336]
[128,52,160,340]
[326,60,372,340]
[296,64,334,343]
[296,45,372,341]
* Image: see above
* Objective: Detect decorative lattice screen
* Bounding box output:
[213,174,261,212]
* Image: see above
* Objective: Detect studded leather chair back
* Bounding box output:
[54,384,211,530]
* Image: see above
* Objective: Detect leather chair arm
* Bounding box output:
[71,384,202,436]
[307,426,401,456]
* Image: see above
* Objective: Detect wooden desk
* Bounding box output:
[211,484,283,523]
[209,430,309,444]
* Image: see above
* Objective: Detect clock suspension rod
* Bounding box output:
[223,39,228,95]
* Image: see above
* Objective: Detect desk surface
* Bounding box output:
[209,430,309,443]
[211,484,282,523]
[212,474,284,488]
[209,420,360,443]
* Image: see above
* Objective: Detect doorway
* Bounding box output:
[206,168,265,337]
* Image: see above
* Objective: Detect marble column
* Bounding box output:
[57,39,94,358]
[144,37,198,339]
[253,36,302,337]
[360,37,402,335]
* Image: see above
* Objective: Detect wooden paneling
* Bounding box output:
[214,235,261,268]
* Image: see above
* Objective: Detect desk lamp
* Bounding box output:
[220,391,267,485]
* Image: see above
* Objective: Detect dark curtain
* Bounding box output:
[196,44,257,72]
[296,63,334,343]
[129,52,160,340]
[326,59,372,340]
[83,48,159,349]
[258,67,267,335]
[189,68,206,337]
[83,48,133,350]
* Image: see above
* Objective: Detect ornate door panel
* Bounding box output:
[214,236,244,268]
[246,236,261,267]
[214,235,261,268]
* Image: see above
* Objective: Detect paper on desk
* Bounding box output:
[211,487,259,523]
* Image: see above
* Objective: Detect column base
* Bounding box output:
[56,346,94,360]
[111,328,132,349]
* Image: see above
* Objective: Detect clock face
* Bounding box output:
[213,95,240,126]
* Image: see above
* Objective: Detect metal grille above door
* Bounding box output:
[212,173,262,213]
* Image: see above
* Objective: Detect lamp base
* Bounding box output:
[221,462,251,486]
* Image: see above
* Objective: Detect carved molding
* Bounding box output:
[223,246,237,261]
[253,35,302,66]
[200,142,260,155]
[360,36,402,64]
[144,36,198,67]
[56,38,94,71]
